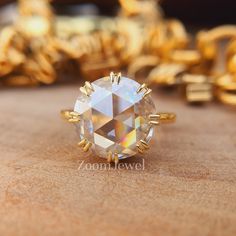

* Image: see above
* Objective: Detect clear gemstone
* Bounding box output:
[74,76,156,159]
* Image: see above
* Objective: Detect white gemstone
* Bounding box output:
[74,76,156,159]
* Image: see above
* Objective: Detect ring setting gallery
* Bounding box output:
[61,72,176,164]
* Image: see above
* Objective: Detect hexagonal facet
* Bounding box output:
[74,76,156,159]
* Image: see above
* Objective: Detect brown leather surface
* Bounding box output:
[0,83,236,236]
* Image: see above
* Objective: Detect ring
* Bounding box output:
[61,72,176,164]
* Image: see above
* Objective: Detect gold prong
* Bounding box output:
[68,117,80,123]
[78,138,87,147]
[107,151,113,163]
[68,111,81,123]
[114,153,119,164]
[138,149,144,154]
[143,89,152,98]
[149,120,160,125]
[83,142,92,152]
[110,72,114,82]
[140,140,149,149]
[106,151,119,163]
[70,111,80,117]
[136,144,144,154]
[80,81,94,96]
[80,86,89,96]
[136,83,147,93]
[136,140,150,154]
[110,72,122,84]
[78,138,92,152]
[149,114,160,119]
[149,113,176,124]
[117,72,121,84]
[61,110,80,123]
[85,81,94,91]
[137,84,152,98]
[148,113,161,125]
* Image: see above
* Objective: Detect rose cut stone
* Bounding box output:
[74,76,156,159]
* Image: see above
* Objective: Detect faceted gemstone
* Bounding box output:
[74,76,156,159]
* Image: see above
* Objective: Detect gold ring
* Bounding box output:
[61,72,176,164]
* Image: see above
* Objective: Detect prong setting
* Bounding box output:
[62,74,176,161]
[61,110,80,123]
[149,113,176,124]
[80,81,94,96]
[136,140,150,154]
[110,72,122,84]
[149,121,159,125]
[107,151,113,163]
[136,83,152,98]
[78,138,86,147]
[148,114,160,125]
[78,138,92,152]
[114,153,119,164]
[67,74,168,161]
[106,151,119,164]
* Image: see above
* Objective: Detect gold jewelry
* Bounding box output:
[61,72,175,163]
[0,0,236,106]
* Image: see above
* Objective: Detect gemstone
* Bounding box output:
[74,76,156,159]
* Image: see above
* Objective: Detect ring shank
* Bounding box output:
[157,112,176,123]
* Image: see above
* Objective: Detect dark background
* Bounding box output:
[1,0,236,25]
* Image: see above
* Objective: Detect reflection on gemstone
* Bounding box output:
[74,76,156,159]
